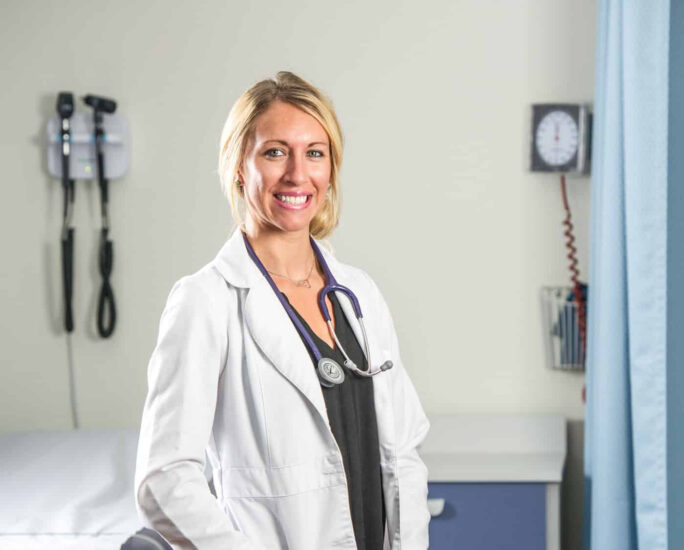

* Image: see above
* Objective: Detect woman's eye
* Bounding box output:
[308,150,324,158]
[265,148,285,158]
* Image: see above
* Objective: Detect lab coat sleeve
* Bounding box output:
[134,277,260,550]
[363,272,431,550]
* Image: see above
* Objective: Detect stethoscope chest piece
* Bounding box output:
[317,357,345,388]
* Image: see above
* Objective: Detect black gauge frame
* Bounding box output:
[530,103,592,174]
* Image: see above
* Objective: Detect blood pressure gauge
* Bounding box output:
[530,103,592,174]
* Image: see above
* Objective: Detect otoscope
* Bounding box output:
[57,92,75,332]
[83,94,117,338]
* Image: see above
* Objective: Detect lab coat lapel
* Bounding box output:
[243,277,329,422]
[213,230,329,424]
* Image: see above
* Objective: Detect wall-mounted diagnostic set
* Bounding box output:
[531,103,591,377]
[46,92,130,338]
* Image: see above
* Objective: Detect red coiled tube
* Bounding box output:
[560,174,587,360]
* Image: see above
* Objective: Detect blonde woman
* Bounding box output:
[135,72,430,550]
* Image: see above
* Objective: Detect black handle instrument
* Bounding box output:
[84,94,118,338]
[57,92,75,332]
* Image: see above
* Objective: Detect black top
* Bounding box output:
[283,291,386,550]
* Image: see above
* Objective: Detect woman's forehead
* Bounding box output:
[252,101,329,145]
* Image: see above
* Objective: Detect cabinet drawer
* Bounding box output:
[428,482,546,550]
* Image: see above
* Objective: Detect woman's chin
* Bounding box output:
[269,211,319,234]
[266,216,313,235]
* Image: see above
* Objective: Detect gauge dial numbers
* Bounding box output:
[536,111,579,166]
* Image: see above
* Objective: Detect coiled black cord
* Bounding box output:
[97,228,116,338]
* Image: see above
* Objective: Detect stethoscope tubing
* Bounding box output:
[242,232,325,364]
[241,232,391,380]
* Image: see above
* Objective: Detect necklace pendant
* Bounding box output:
[295,279,311,288]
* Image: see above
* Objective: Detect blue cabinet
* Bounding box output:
[428,482,547,550]
[421,414,566,550]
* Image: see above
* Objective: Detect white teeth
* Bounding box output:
[275,194,309,205]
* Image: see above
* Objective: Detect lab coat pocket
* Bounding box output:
[219,458,350,550]
[223,462,355,550]
[221,454,346,498]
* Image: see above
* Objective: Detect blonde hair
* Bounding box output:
[218,71,343,239]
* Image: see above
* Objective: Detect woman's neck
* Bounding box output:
[243,219,315,279]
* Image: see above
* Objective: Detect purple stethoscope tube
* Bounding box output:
[241,232,393,387]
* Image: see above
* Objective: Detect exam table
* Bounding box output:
[0,428,169,550]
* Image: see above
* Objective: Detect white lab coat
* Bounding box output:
[134,229,431,550]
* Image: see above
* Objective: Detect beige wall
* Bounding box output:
[0,1,595,548]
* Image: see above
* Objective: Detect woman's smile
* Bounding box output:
[273,192,313,210]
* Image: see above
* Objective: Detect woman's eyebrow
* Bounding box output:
[262,139,328,147]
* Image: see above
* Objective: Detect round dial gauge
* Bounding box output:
[535,110,579,167]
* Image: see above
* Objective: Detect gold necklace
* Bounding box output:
[266,256,316,288]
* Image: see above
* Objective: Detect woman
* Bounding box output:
[135,72,430,550]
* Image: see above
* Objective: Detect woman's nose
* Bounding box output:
[284,152,308,185]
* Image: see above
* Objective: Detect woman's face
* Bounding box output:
[240,100,332,235]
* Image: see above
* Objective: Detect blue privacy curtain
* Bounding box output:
[584,0,674,550]
[583,0,669,549]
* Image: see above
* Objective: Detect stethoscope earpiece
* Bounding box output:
[379,361,393,372]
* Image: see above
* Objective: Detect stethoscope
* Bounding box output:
[242,232,393,388]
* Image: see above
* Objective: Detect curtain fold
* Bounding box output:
[583,1,669,549]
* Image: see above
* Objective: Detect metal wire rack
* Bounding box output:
[540,286,587,371]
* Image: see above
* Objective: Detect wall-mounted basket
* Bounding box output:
[540,286,587,371]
